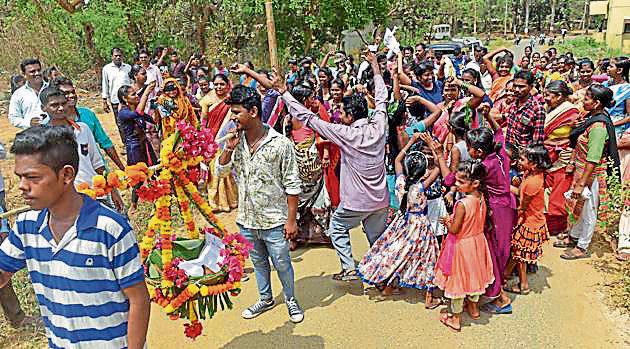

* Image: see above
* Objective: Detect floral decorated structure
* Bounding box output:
[78,120,251,339]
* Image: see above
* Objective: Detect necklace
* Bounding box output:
[247,129,267,155]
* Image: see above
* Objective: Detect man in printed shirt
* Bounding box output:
[506,70,546,150]
[217,85,304,323]
[278,51,390,282]
[0,126,150,348]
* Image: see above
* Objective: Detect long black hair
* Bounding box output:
[399,150,428,214]
[522,144,552,170]
[448,110,470,139]
[465,127,502,157]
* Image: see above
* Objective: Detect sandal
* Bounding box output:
[556,232,569,240]
[553,239,576,248]
[560,247,590,260]
[425,297,444,310]
[439,314,461,332]
[480,302,513,314]
[503,284,530,295]
[332,269,359,282]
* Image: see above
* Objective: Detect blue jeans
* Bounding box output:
[327,206,389,271]
[239,225,295,301]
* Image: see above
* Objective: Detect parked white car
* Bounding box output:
[432,24,451,40]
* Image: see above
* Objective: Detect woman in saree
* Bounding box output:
[542,81,581,237]
[319,79,345,208]
[155,78,198,139]
[286,84,333,250]
[482,47,514,102]
[559,84,620,260]
[202,73,238,213]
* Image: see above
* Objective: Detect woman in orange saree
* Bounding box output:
[203,74,238,212]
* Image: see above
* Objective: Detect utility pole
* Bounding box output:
[473,0,477,34]
[524,0,530,34]
[264,0,279,70]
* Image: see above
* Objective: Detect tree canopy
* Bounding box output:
[0,0,590,75]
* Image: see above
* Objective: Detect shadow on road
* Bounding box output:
[220,322,325,349]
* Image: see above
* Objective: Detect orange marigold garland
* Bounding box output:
[139,121,249,340]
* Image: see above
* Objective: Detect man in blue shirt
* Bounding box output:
[0,126,150,348]
[451,47,468,77]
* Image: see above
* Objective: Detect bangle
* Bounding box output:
[461,82,471,90]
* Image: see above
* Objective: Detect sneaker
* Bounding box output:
[241,299,275,319]
[286,297,304,323]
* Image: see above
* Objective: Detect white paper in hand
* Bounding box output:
[383,27,400,56]
[178,233,226,277]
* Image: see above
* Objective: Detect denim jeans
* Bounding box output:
[239,225,295,301]
[327,206,388,271]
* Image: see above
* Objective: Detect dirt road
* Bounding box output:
[0,89,627,348]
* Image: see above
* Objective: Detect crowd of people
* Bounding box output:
[0,33,628,346]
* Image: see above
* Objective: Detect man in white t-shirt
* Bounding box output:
[102,48,132,144]
[8,58,46,129]
[138,49,163,93]
[40,87,124,211]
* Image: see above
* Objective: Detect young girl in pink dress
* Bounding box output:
[434,160,495,332]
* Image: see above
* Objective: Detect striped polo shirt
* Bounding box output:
[0,195,144,348]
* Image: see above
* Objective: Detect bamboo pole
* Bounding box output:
[0,206,30,219]
[264,0,279,71]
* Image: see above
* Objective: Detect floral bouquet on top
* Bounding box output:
[136,120,251,339]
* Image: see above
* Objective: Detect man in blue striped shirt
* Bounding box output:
[0,126,150,348]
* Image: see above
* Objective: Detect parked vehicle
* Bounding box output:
[432,24,451,40]
[428,41,464,56]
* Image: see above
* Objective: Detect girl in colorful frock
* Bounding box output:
[434,160,494,332]
[503,144,551,295]
[358,133,442,308]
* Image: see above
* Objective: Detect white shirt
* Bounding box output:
[8,83,44,129]
[73,122,105,187]
[101,62,132,104]
[481,71,493,91]
[144,64,163,93]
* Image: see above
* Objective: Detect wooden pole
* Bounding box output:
[0,206,30,220]
[264,0,279,71]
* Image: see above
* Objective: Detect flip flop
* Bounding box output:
[440,315,461,332]
[503,284,530,295]
[480,302,513,315]
[425,298,444,310]
[616,252,630,262]
[553,239,576,248]
[560,248,590,260]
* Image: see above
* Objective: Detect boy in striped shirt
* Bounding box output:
[0,126,150,348]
